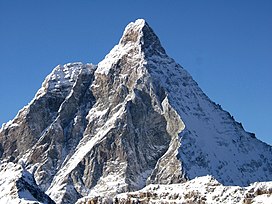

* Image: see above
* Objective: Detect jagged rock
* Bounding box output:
[0,19,271,204]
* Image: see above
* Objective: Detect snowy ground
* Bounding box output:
[77,175,272,204]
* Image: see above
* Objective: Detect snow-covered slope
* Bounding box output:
[119,176,272,204]
[0,19,271,204]
[0,162,55,204]
[77,175,272,204]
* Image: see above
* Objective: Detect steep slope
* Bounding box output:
[0,19,271,204]
[0,162,55,204]
[127,20,272,186]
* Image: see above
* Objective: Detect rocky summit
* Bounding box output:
[0,19,271,204]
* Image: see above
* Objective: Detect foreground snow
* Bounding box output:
[1,162,271,204]
[77,176,272,204]
[0,162,54,204]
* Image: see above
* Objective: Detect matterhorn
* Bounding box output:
[0,19,271,204]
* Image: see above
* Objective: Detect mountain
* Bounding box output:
[0,19,271,204]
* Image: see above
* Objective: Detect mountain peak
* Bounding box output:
[96,19,166,75]
[120,19,146,44]
[1,19,272,204]
[119,19,166,55]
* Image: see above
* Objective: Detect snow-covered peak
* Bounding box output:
[120,19,166,55]
[35,62,94,98]
[123,19,146,32]
[132,18,146,26]
[96,19,165,75]
[1,19,272,204]
[119,19,146,45]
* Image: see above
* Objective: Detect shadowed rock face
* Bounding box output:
[0,19,272,204]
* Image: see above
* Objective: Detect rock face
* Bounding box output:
[0,19,271,203]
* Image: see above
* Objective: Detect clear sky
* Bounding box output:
[0,1,271,145]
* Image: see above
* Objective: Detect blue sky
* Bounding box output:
[0,1,271,144]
